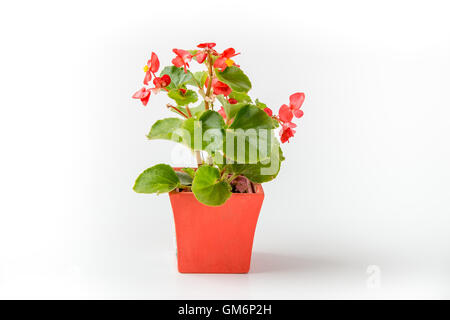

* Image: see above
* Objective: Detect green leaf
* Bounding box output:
[175,171,193,186]
[192,166,231,206]
[188,101,206,117]
[168,89,198,106]
[160,66,193,90]
[253,100,280,128]
[177,118,201,150]
[147,117,198,150]
[223,129,275,164]
[209,106,277,164]
[230,91,252,103]
[229,105,275,130]
[199,110,225,132]
[147,118,184,140]
[199,111,226,157]
[188,71,208,88]
[215,66,252,93]
[133,164,180,194]
[230,140,284,183]
[181,168,196,178]
[255,98,267,109]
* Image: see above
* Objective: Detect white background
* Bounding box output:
[1,0,449,299]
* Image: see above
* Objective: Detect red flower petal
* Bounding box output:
[172,56,184,68]
[212,79,231,96]
[263,107,273,117]
[218,106,227,120]
[222,48,239,58]
[153,77,162,88]
[132,88,150,106]
[286,121,297,128]
[213,57,228,71]
[280,125,295,143]
[153,75,171,88]
[143,71,152,85]
[278,104,293,123]
[141,91,151,106]
[161,74,171,87]
[228,98,238,104]
[197,42,216,49]
[132,87,147,99]
[196,51,207,63]
[289,92,305,110]
[150,52,160,73]
[293,109,304,118]
[173,49,192,61]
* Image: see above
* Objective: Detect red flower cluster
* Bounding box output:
[167,43,240,101]
[265,93,305,143]
[132,52,171,106]
[195,42,216,63]
[132,45,305,145]
[171,43,240,74]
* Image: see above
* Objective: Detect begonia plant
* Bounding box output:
[132,43,305,206]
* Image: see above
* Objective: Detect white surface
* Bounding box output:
[1,0,449,299]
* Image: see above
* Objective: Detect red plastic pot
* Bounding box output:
[169,169,264,273]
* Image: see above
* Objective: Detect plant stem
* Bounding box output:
[226,173,239,183]
[185,105,192,117]
[166,104,188,118]
[194,150,203,167]
[204,53,214,110]
[220,165,230,178]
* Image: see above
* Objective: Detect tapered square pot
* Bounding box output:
[169,178,264,274]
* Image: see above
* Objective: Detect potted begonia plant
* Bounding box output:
[132,43,305,273]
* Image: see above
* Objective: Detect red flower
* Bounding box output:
[197,42,216,49]
[218,106,227,120]
[179,88,187,95]
[143,52,160,85]
[132,87,151,106]
[213,48,240,71]
[211,78,231,96]
[172,49,192,73]
[195,43,217,63]
[279,122,297,143]
[151,74,171,93]
[228,98,238,104]
[279,92,305,122]
[279,104,293,122]
[195,51,208,63]
[205,77,232,96]
[276,92,305,143]
[263,107,273,117]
